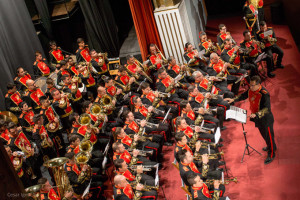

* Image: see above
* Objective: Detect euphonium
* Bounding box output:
[43,157,72,198]
[100,94,115,113]
[75,151,91,164]
[79,139,93,154]
[79,113,91,126]
[194,151,224,161]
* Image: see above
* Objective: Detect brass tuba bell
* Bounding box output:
[79,113,91,126]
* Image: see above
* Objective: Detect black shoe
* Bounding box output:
[218,161,225,166]
[216,167,224,172]
[221,126,227,131]
[267,72,276,78]
[164,142,173,146]
[216,143,224,148]
[276,65,284,69]
[219,138,224,142]
[264,156,275,164]
[262,147,268,151]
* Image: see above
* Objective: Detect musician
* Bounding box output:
[49,41,69,66]
[188,86,224,130]
[0,120,11,145]
[114,159,158,198]
[115,65,137,92]
[90,49,109,77]
[192,71,230,110]
[125,55,149,82]
[176,117,215,143]
[5,145,32,187]
[113,174,151,200]
[23,79,45,114]
[184,42,207,75]
[243,0,259,36]
[217,24,236,50]
[51,89,73,130]
[64,152,104,198]
[112,142,157,166]
[187,173,226,200]
[221,39,255,77]
[198,32,218,60]
[225,76,276,164]
[57,60,71,86]
[178,149,222,186]
[45,78,58,101]
[156,67,189,104]
[66,135,80,154]
[37,177,73,200]
[5,83,22,116]
[140,82,176,117]
[257,21,284,72]
[61,74,83,114]
[208,53,240,96]
[66,57,79,77]
[33,51,54,78]
[167,56,193,84]
[240,30,274,77]
[40,96,65,156]
[122,109,166,148]
[32,114,56,162]
[14,67,32,93]
[18,102,35,140]
[115,127,163,161]
[75,38,91,63]
[8,122,42,181]
[147,43,165,72]
[77,62,97,99]
[94,85,107,103]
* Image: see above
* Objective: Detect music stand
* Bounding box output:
[226,106,261,162]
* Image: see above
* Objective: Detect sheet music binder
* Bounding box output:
[226,106,247,124]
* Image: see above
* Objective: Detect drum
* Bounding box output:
[34,77,47,94]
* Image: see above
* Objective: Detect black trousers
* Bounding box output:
[264,44,284,68]
[256,118,277,158]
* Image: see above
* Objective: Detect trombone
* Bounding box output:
[155,44,168,65]
[134,58,153,83]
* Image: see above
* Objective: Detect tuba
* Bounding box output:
[44,157,72,198]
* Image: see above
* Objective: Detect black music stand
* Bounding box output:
[240,123,261,163]
[226,106,261,163]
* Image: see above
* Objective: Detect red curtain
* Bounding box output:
[128,0,163,61]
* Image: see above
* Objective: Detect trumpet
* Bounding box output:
[194,151,224,161]
[157,91,171,98]
[128,149,153,156]
[129,165,153,171]
[135,119,159,128]
[193,107,218,115]
[190,125,214,134]
[144,104,165,115]
[113,80,130,92]
[205,177,238,185]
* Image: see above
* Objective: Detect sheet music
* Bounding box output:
[226,106,247,123]
[154,164,159,186]
[214,127,221,144]
[254,52,267,63]
[226,197,231,200]
[263,30,273,37]
[82,179,92,198]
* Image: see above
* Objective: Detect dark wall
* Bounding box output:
[204,0,245,17]
[282,0,300,51]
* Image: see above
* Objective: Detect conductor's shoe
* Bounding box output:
[262,147,268,151]
[216,143,224,148]
[267,72,275,78]
[218,161,225,166]
[221,126,227,130]
[276,65,285,69]
[264,155,275,165]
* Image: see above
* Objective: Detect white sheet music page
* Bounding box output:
[226,106,247,124]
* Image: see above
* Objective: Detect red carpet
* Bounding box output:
[157,15,300,200]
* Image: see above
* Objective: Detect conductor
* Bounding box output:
[225,76,276,164]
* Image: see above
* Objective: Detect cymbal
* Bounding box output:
[0,111,18,124]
